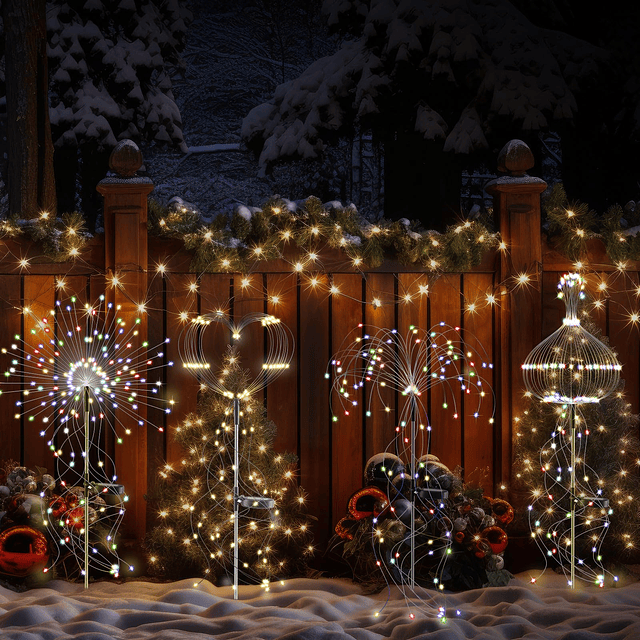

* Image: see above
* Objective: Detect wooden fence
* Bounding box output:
[0,140,638,554]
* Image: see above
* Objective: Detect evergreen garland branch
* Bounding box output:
[148,195,499,273]
[0,212,90,262]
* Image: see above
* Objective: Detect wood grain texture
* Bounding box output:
[22,275,55,471]
[164,273,199,465]
[330,274,363,527]
[363,272,396,460]
[266,273,298,455]
[298,275,331,546]
[462,273,495,493]
[428,274,463,470]
[0,275,22,462]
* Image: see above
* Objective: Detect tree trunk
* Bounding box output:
[4,0,56,218]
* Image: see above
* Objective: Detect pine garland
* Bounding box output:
[148,195,499,273]
[0,212,90,262]
[544,184,640,264]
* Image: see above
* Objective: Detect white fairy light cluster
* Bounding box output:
[523,407,615,587]
[177,310,295,591]
[522,274,621,405]
[0,295,174,579]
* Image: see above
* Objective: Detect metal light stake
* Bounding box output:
[329,323,494,592]
[181,311,293,598]
[83,386,90,590]
[522,273,621,587]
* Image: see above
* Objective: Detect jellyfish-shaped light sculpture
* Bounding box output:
[522,273,621,587]
[1,295,173,587]
[180,311,293,598]
[328,323,495,590]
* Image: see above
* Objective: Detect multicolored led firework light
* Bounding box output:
[522,273,622,588]
[327,322,495,608]
[0,295,174,587]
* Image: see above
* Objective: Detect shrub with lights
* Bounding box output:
[514,394,640,575]
[145,351,315,586]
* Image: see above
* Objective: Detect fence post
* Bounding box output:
[485,140,546,496]
[97,140,153,541]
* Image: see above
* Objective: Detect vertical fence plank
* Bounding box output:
[541,271,562,338]
[462,273,495,493]
[299,275,331,546]
[165,273,199,466]
[22,275,56,471]
[199,273,233,371]
[0,275,22,463]
[266,273,298,455]
[198,273,233,403]
[330,273,364,526]
[397,273,429,333]
[396,274,431,469]
[428,274,463,470]
[233,274,265,405]
[146,269,166,522]
[53,276,90,485]
[609,277,640,413]
[363,272,396,460]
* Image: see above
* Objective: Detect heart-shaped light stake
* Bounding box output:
[181,311,293,597]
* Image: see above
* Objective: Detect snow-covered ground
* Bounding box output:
[1,572,638,639]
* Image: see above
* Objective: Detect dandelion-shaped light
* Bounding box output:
[522,273,621,587]
[180,311,294,598]
[327,322,494,596]
[1,295,173,587]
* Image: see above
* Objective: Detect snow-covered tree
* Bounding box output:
[46,0,191,221]
[242,0,603,225]
[47,0,190,153]
[0,0,191,223]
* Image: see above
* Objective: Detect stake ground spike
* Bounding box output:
[84,385,90,590]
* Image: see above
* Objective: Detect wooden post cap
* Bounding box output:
[497,139,534,176]
[108,139,143,177]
